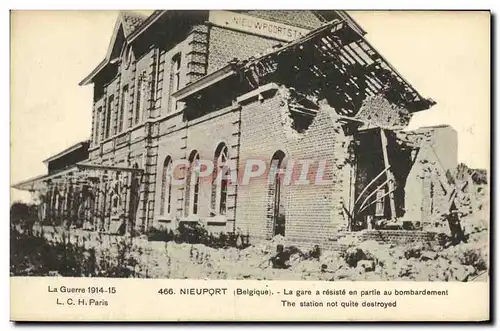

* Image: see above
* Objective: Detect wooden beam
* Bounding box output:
[380,128,398,221]
[358,177,391,213]
[359,187,396,214]
[354,165,391,205]
[76,162,144,174]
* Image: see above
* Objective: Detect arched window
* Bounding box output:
[270,150,286,237]
[213,143,229,215]
[159,156,173,216]
[185,150,200,215]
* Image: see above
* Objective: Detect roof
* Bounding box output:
[239,19,435,113]
[79,10,152,86]
[126,10,165,42]
[171,63,238,101]
[12,162,144,192]
[414,124,457,133]
[42,140,90,164]
[175,17,434,115]
[79,10,361,86]
[316,10,366,36]
[121,11,147,37]
[417,124,454,129]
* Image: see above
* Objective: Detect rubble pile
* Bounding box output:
[31,219,488,281]
[34,170,488,281]
[124,227,487,281]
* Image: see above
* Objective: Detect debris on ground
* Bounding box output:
[17,221,488,281]
[21,171,488,282]
[121,224,488,281]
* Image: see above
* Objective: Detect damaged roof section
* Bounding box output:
[176,15,435,120]
[240,19,436,115]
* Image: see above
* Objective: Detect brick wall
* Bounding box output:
[286,105,354,245]
[184,106,240,219]
[159,29,202,117]
[236,89,290,239]
[153,105,240,230]
[82,11,442,244]
[154,119,186,225]
[241,10,324,30]
[89,29,208,232]
[206,11,326,75]
[236,85,355,244]
[355,230,437,246]
[185,25,209,84]
[88,45,158,232]
[207,26,279,74]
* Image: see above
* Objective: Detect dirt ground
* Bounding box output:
[132,182,488,281]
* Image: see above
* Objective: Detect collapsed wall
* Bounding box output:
[396,125,460,228]
[354,94,412,130]
[236,84,460,245]
[346,94,462,231]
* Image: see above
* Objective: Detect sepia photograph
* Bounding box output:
[10,9,490,287]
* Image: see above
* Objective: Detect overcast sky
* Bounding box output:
[10,10,490,202]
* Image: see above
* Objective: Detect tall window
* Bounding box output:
[214,144,229,215]
[94,107,102,144]
[151,55,158,109]
[172,53,181,92]
[135,72,146,125]
[105,95,114,139]
[119,85,128,132]
[186,150,200,215]
[111,194,120,217]
[159,156,173,216]
[169,53,181,112]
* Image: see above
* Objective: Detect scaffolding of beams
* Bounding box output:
[12,163,144,234]
[240,19,436,116]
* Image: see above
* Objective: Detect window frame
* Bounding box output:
[159,156,173,216]
[94,106,102,144]
[119,84,129,132]
[105,95,114,139]
[215,145,229,215]
[187,151,200,215]
[169,52,182,113]
[135,72,146,125]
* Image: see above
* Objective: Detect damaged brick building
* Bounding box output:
[13,10,460,247]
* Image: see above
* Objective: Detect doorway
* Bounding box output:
[351,129,413,230]
[270,150,286,237]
